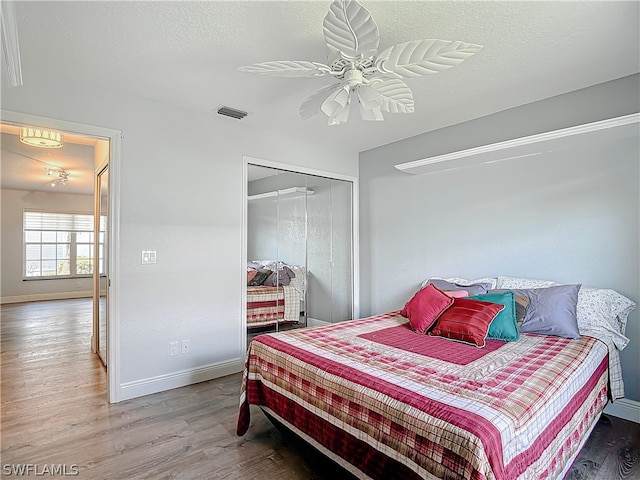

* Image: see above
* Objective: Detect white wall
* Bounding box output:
[1,72,357,400]
[358,75,640,401]
[1,189,95,302]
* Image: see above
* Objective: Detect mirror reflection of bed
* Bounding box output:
[246,164,353,338]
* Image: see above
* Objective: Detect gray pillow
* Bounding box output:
[492,284,581,339]
[263,266,295,287]
[426,278,491,296]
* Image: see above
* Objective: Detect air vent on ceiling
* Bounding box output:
[216,105,248,120]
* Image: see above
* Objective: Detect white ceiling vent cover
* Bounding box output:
[216,105,248,120]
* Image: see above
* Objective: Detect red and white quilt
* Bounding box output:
[237,312,609,480]
[246,285,300,329]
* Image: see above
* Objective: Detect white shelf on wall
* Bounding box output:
[395,113,640,176]
[248,187,314,201]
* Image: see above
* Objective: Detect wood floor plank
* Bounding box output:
[2,299,639,479]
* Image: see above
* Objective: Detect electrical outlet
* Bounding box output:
[181,339,190,355]
[169,341,179,357]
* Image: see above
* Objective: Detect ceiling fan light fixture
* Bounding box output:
[237,0,482,125]
[321,86,350,117]
[20,127,64,148]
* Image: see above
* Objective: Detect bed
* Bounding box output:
[237,276,636,479]
[246,285,301,329]
[246,260,306,330]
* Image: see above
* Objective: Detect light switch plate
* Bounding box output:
[141,250,157,264]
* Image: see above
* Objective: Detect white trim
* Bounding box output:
[0,1,23,87]
[240,159,248,355]
[1,291,92,304]
[395,113,640,175]
[107,130,121,403]
[243,156,357,183]
[0,109,122,403]
[119,359,244,402]
[604,398,640,424]
[248,187,314,201]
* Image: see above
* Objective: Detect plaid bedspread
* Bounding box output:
[237,312,609,480]
[246,285,300,329]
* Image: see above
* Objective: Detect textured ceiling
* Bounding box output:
[2,0,639,192]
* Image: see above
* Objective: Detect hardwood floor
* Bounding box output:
[2,299,639,479]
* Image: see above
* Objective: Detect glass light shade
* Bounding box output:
[19,127,64,148]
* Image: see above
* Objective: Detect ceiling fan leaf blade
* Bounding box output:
[375,40,482,78]
[323,0,379,60]
[369,79,415,114]
[237,61,331,77]
[299,84,343,120]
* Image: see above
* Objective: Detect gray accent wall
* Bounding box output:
[358,74,640,401]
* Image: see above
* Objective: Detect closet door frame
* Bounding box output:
[241,156,359,348]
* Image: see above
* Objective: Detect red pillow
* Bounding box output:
[400,284,454,334]
[429,297,505,347]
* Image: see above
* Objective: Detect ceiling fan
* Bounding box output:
[238,0,482,125]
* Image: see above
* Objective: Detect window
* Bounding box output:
[23,210,105,279]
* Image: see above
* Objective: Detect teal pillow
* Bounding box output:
[467,291,520,342]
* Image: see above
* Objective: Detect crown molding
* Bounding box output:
[395,113,639,176]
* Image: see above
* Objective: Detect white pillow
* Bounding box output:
[497,276,558,289]
[421,276,497,290]
[576,287,636,350]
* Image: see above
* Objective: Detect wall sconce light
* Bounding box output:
[20,127,64,148]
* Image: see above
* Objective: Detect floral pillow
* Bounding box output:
[497,276,558,289]
[576,287,636,350]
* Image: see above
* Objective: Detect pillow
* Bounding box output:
[576,287,636,350]
[444,290,469,298]
[424,278,492,296]
[490,289,530,325]
[467,292,519,342]
[400,284,454,334]
[422,276,497,290]
[247,268,272,286]
[263,265,296,287]
[428,297,505,347]
[497,276,558,289]
[247,267,258,284]
[501,284,581,338]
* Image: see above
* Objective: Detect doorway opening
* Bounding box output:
[0,110,121,401]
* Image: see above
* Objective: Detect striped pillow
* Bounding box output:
[429,297,505,347]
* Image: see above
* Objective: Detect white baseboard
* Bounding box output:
[307,318,330,327]
[1,291,93,304]
[604,397,640,424]
[118,358,244,402]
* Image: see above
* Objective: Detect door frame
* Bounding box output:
[94,161,109,367]
[0,110,122,403]
[241,155,360,352]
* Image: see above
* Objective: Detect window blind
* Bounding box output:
[24,210,104,232]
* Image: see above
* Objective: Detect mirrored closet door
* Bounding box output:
[246,164,353,332]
